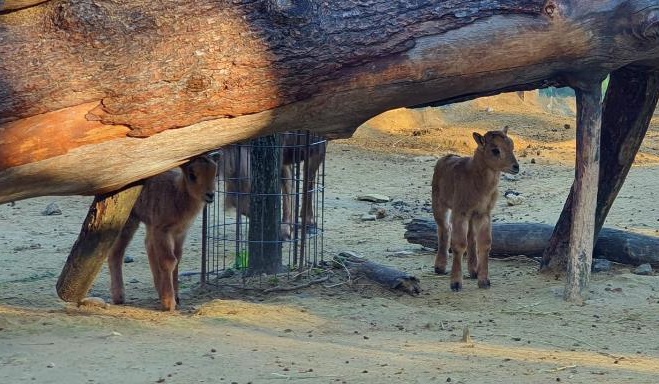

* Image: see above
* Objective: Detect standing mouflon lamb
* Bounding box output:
[108,156,217,311]
[432,127,519,291]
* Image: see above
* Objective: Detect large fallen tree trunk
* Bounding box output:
[2,0,659,202]
[404,219,659,268]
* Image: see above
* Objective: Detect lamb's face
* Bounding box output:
[474,129,519,175]
[183,156,218,204]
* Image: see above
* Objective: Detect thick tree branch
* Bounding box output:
[1,0,659,202]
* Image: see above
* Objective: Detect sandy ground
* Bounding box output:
[1,92,659,383]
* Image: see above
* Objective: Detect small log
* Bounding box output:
[334,252,421,296]
[56,185,142,302]
[404,219,659,267]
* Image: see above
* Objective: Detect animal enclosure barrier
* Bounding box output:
[201,131,326,283]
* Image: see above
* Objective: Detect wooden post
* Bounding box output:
[56,185,142,302]
[564,85,602,303]
[247,134,283,276]
[541,66,659,272]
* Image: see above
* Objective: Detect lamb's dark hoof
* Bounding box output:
[478,279,491,289]
[434,266,447,275]
[469,271,478,279]
[175,296,181,305]
[450,281,462,291]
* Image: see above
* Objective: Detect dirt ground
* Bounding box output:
[1,92,659,383]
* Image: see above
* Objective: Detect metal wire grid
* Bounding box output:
[201,131,326,284]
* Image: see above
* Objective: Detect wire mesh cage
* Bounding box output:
[201,131,326,284]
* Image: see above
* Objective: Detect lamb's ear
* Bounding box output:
[182,162,198,182]
[187,168,198,182]
[502,125,509,135]
[473,132,485,147]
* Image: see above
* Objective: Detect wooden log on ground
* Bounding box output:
[56,185,142,302]
[541,66,659,271]
[404,219,659,268]
[334,252,421,296]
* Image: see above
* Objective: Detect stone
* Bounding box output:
[357,194,391,203]
[591,258,612,273]
[361,214,377,221]
[369,207,387,219]
[124,255,135,264]
[633,263,653,276]
[505,193,525,206]
[42,202,62,216]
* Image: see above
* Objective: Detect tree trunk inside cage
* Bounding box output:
[248,134,283,275]
[202,130,326,283]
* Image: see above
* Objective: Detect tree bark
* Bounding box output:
[404,219,659,267]
[562,85,602,303]
[2,0,659,202]
[56,185,142,302]
[541,66,659,271]
[247,134,283,276]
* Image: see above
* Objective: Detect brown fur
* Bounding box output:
[431,127,519,291]
[217,135,326,239]
[108,156,218,311]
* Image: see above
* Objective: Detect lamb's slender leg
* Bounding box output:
[146,229,177,311]
[473,214,493,289]
[303,151,322,228]
[450,215,469,291]
[467,219,480,279]
[433,206,450,274]
[108,215,140,304]
[280,163,293,240]
[173,234,185,305]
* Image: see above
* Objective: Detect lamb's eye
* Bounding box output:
[492,148,501,156]
[188,173,197,182]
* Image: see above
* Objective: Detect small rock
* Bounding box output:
[77,297,109,309]
[361,214,377,221]
[357,194,390,203]
[338,251,362,259]
[47,362,55,368]
[413,156,438,163]
[633,263,653,276]
[42,202,62,216]
[124,255,135,264]
[129,278,140,284]
[485,107,495,113]
[369,207,387,219]
[505,194,525,206]
[592,258,612,273]
[392,251,414,258]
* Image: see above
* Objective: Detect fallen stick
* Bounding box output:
[333,252,421,295]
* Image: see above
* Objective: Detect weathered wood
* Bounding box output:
[2,1,659,202]
[247,134,282,276]
[541,66,659,271]
[404,219,659,267]
[0,0,50,12]
[334,252,421,296]
[563,86,602,303]
[56,185,142,302]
